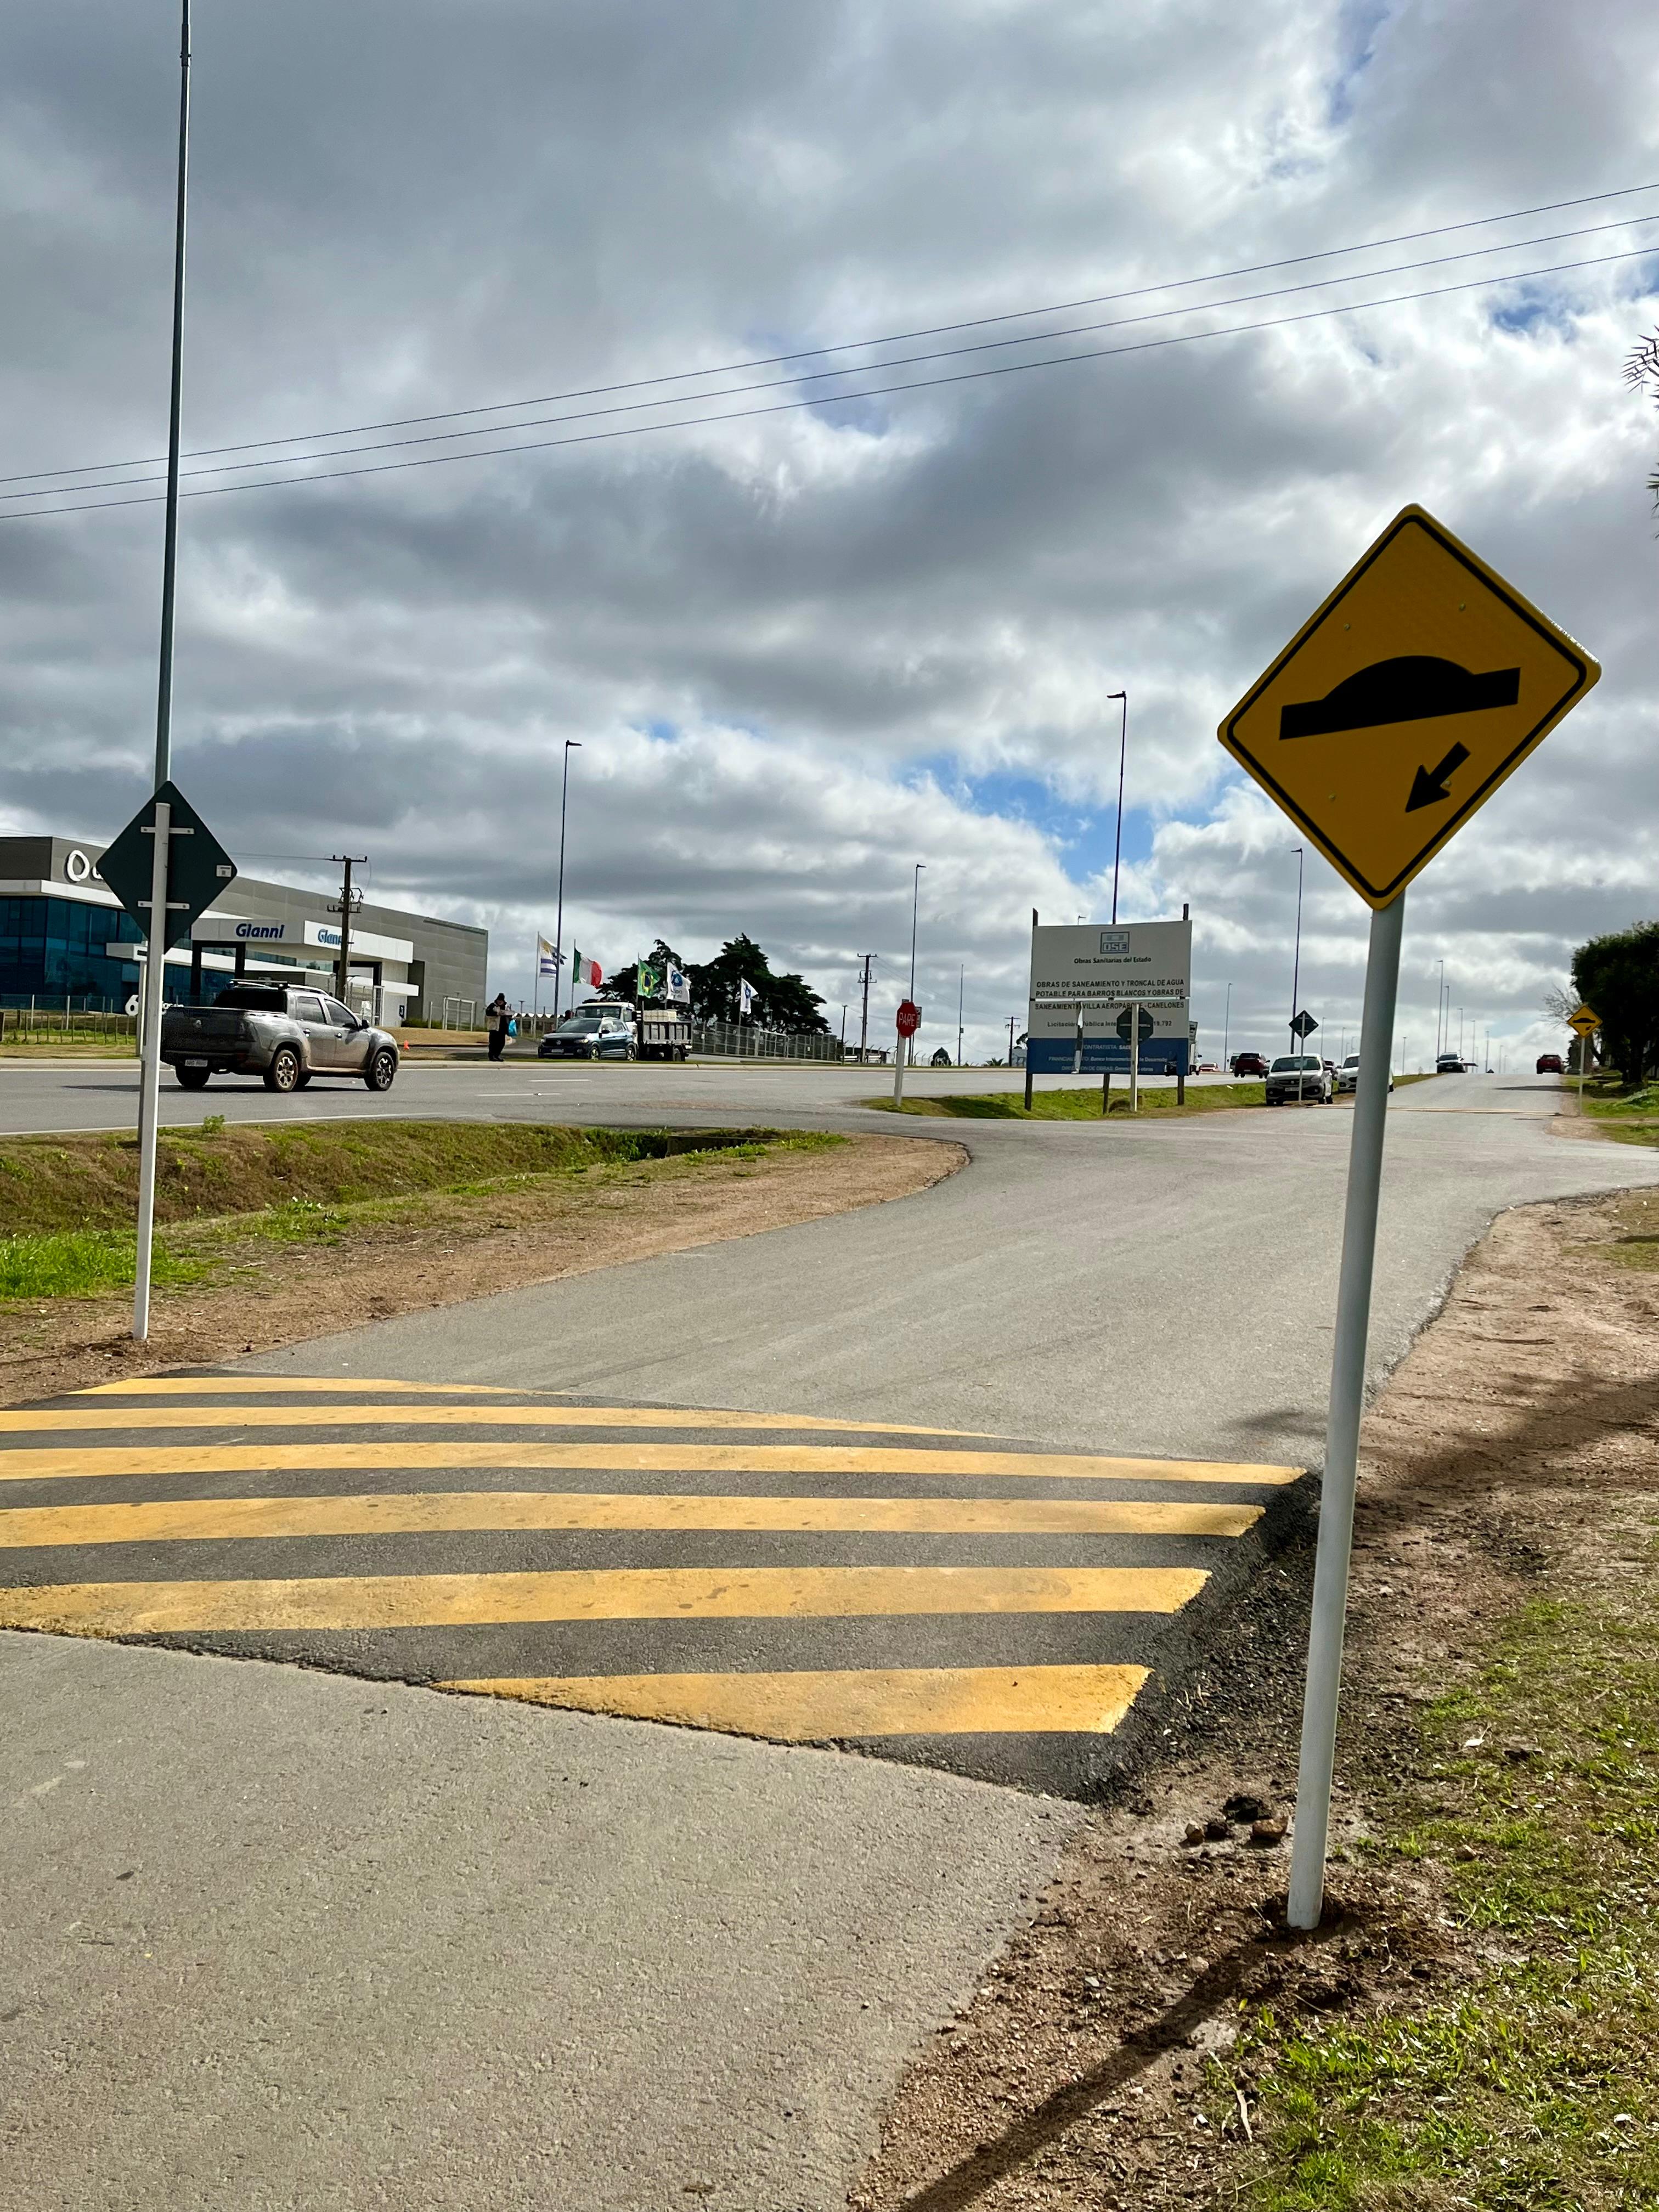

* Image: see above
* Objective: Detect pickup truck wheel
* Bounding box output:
[364,1046,398,1092]
[263,1046,301,1094]
[175,1065,211,1090]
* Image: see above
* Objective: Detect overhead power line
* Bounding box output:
[4,210,1656,508]
[5,175,1659,496]
[4,241,1656,523]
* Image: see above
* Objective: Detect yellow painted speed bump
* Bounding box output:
[443,1663,1151,1739]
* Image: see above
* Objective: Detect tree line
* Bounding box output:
[1561,921,1659,1085]
[602,934,830,1034]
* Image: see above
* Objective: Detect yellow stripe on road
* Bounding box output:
[0,1442,1297,1488]
[0,1402,989,1440]
[444,1663,1152,1739]
[78,1376,522,1398]
[0,1563,1207,1635]
[0,1491,1263,1547]
[70,1381,983,1437]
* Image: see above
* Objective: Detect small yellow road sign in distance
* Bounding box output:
[1567,1004,1600,1038]
[1218,505,1599,908]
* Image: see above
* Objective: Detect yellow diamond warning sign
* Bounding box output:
[1218,505,1599,907]
[1567,1003,1600,1038]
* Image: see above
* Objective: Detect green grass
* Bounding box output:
[868,1081,1271,1119]
[0,1124,845,1297]
[0,1120,837,1238]
[1578,1077,1659,1148]
[1227,1562,1659,2209]
[0,1232,206,1299]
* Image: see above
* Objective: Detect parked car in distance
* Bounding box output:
[539,1001,639,1060]
[1265,1053,1332,1105]
[1335,1052,1395,1096]
[1231,1051,1270,1078]
[161,983,399,1093]
[1536,1052,1564,1075]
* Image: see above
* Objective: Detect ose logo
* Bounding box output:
[1098,929,1131,956]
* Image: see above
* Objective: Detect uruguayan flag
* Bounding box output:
[537,935,561,977]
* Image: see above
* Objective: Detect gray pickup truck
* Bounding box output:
[161,983,400,1094]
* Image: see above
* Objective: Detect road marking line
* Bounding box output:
[0,1442,1299,1488]
[2,1402,989,1440]
[0,1563,1208,1634]
[443,1662,1152,1738]
[77,1376,523,1398]
[0,1492,1263,1547]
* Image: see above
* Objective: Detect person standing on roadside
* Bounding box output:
[487,993,511,1062]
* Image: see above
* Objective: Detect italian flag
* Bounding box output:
[571,950,603,989]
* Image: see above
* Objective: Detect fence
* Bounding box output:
[0,998,139,1045]
[515,1009,847,1060]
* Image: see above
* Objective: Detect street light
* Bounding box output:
[1435,958,1446,1058]
[1107,692,1128,925]
[552,740,581,1018]
[1222,980,1233,1072]
[957,965,964,1069]
[907,862,925,1065]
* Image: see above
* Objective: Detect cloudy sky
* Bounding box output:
[3,0,1657,1063]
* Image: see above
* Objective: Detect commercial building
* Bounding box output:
[0,832,487,1025]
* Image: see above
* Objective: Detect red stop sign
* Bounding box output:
[896,1000,921,1038]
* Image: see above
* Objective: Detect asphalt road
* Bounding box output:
[247,1071,1659,1466]
[7,1068,1654,2209]
[0,1052,1226,1136]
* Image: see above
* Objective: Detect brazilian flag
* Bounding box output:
[636,961,660,1000]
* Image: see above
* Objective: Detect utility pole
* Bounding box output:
[133,0,192,1346]
[957,964,964,1069]
[857,953,876,1064]
[1222,980,1232,1072]
[1008,1013,1016,1067]
[330,854,366,1003]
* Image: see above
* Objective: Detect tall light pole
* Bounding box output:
[1107,691,1128,925]
[907,862,924,1065]
[1222,980,1233,1071]
[133,0,192,1346]
[551,740,580,1018]
[1290,845,1305,1052]
[1435,961,1446,1058]
[957,964,964,1069]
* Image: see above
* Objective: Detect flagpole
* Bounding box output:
[553,738,580,1018]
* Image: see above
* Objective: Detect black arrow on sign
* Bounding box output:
[1405,740,1471,812]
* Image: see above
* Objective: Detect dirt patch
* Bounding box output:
[0,1130,961,1407]
[853,1186,1659,2211]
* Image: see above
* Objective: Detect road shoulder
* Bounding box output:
[853,1184,1659,2208]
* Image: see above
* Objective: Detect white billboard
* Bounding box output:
[1026,918,1192,1074]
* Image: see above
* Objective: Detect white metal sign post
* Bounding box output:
[1285,890,1403,1928]
[132,802,173,1341]
[1217,504,1600,1933]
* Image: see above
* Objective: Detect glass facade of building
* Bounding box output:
[0,896,145,1008]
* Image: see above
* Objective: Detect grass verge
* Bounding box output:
[1577,1075,1659,1148]
[867,1081,1269,1119]
[0,1123,843,1295]
[1224,1559,1659,2208]
[0,1119,814,1238]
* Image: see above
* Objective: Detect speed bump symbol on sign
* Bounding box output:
[1567,1004,1600,1038]
[1219,505,1599,907]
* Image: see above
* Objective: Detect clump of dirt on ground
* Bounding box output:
[0,1131,961,1407]
[853,1188,1659,2210]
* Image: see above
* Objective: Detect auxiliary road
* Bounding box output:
[0,1373,1299,1795]
[243,1073,1659,1465]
